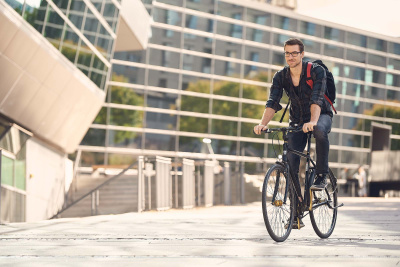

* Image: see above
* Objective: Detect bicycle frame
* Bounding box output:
[272,129,316,211]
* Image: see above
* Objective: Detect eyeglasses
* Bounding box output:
[284,51,301,57]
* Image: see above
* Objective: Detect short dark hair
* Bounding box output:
[284,38,304,53]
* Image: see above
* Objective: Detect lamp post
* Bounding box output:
[202,138,220,174]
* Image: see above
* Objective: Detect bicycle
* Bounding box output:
[258,125,343,242]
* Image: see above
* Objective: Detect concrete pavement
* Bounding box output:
[0,197,399,266]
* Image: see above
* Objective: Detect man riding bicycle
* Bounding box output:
[253,38,333,228]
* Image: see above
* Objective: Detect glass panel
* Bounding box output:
[1,156,14,186]
[110,108,143,127]
[213,80,240,97]
[81,128,106,146]
[344,83,364,98]
[303,39,320,54]
[346,49,366,63]
[346,32,367,48]
[111,65,146,85]
[212,99,238,116]
[368,54,386,67]
[150,27,182,48]
[246,8,271,26]
[388,42,400,55]
[44,7,65,49]
[388,58,400,71]
[367,37,387,52]
[179,115,208,133]
[241,103,264,119]
[145,133,175,151]
[342,114,364,132]
[245,46,269,65]
[80,152,105,167]
[215,40,241,58]
[182,75,211,93]
[299,21,322,37]
[183,54,212,73]
[210,139,236,155]
[365,86,386,100]
[179,136,203,153]
[186,0,214,13]
[114,50,147,63]
[108,130,142,148]
[184,34,213,53]
[149,48,180,68]
[342,99,365,116]
[185,14,212,32]
[146,112,177,130]
[365,69,385,84]
[15,145,26,190]
[343,66,365,81]
[324,27,344,42]
[328,132,339,147]
[272,51,285,66]
[242,142,264,158]
[181,95,209,113]
[385,104,400,120]
[246,27,270,43]
[148,70,180,89]
[214,59,240,77]
[217,2,243,19]
[216,21,243,39]
[273,15,296,31]
[323,44,344,59]
[93,107,107,124]
[387,89,400,103]
[110,86,144,106]
[341,133,363,148]
[153,8,182,26]
[242,70,270,100]
[273,33,291,47]
[211,119,237,136]
[391,139,400,150]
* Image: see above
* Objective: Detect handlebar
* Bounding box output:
[253,124,313,135]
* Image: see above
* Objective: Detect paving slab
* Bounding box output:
[0,197,399,266]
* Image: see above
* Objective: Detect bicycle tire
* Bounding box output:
[309,168,338,238]
[262,164,295,242]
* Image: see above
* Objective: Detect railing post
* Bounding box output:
[182,159,195,209]
[138,156,145,212]
[224,162,231,205]
[204,160,214,207]
[196,167,201,206]
[156,156,172,211]
[145,163,153,210]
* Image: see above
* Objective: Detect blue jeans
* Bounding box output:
[287,114,332,182]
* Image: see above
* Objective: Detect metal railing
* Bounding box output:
[53,156,247,218]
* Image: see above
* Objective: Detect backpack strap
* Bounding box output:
[279,100,290,123]
[306,62,337,114]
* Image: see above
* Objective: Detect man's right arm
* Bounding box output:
[253,71,284,135]
[253,108,276,135]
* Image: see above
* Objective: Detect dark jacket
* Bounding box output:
[265,61,333,125]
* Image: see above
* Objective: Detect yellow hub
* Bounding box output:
[273,200,283,206]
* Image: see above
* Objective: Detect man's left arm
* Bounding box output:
[303,64,326,133]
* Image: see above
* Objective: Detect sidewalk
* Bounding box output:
[0,197,399,266]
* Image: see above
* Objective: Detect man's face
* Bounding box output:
[284,45,304,68]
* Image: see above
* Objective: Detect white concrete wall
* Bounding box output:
[25,138,73,222]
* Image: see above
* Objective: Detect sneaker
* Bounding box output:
[284,217,305,229]
[311,174,327,191]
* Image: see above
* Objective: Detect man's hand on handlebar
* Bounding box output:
[254,124,268,135]
[302,121,317,133]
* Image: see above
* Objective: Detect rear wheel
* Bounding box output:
[262,164,295,242]
[310,168,338,238]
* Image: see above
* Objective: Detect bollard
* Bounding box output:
[224,162,231,205]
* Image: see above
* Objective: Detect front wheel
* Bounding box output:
[310,168,338,238]
[262,164,295,242]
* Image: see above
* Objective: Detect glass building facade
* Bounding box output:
[79,0,400,176]
[5,0,120,89]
